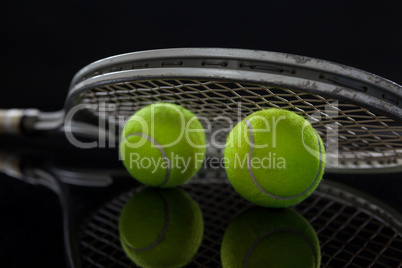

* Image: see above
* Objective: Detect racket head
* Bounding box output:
[64,48,402,173]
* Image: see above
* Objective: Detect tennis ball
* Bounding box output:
[120,103,206,187]
[221,207,321,267]
[119,187,204,268]
[224,108,325,207]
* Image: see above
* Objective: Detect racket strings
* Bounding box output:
[79,79,402,167]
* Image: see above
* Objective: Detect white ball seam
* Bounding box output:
[244,119,323,200]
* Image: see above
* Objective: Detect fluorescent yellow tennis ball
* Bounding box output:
[224,108,325,207]
[119,187,204,268]
[221,207,321,267]
[120,103,206,187]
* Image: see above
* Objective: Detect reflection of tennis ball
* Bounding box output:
[221,207,321,267]
[224,108,325,207]
[120,103,206,187]
[119,187,204,268]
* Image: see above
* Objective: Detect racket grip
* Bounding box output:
[0,109,39,134]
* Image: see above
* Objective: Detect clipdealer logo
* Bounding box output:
[64,101,339,169]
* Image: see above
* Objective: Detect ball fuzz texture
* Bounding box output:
[119,187,204,268]
[221,207,321,268]
[120,103,206,187]
[224,108,325,207]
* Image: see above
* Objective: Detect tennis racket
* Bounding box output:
[1,48,401,173]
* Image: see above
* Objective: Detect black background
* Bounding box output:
[1,1,402,112]
[0,1,401,267]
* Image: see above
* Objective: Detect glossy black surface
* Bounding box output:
[1,1,402,267]
[0,134,401,267]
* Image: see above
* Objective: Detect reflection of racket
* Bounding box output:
[2,147,401,267]
[0,147,131,268]
[80,170,402,267]
[1,48,401,172]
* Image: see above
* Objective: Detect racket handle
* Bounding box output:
[0,109,40,134]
